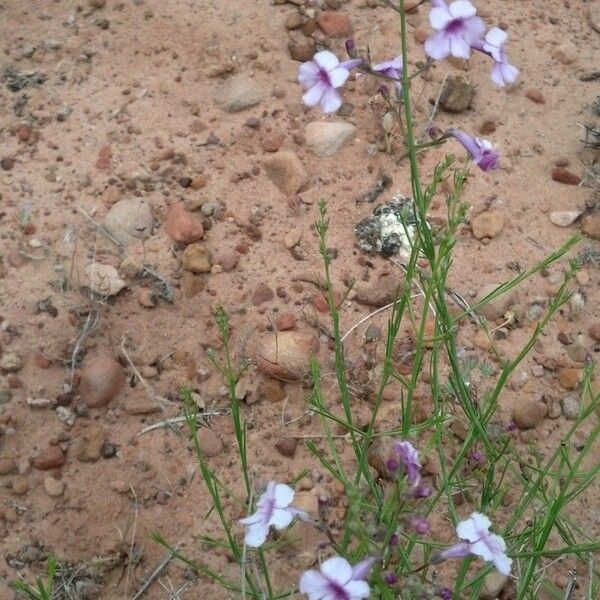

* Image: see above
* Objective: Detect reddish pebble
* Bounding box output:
[17,125,32,142]
[7,375,22,388]
[526,89,545,104]
[317,12,353,37]
[33,352,51,369]
[165,201,204,244]
[588,322,600,341]
[314,294,329,313]
[32,446,66,470]
[95,144,112,169]
[1,157,15,171]
[277,313,297,331]
[551,167,580,186]
[252,284,274,306]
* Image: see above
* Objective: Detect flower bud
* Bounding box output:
[345,38,358,58]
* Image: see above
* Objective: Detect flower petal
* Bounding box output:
[470,539,495,562]
[500,62,519,85]
[345,580,371,599]
[470,512,492,537]
[320,87,343,113]
[239,511,265,526]
[424,31,451,60]
[493,552,513,576]
[339,58,363,70]
[313,50,339,71]
[302,82,327,107]
[456,516,480,542]
[485,26,507,48]
[273,483,295,508]
[299,569,330,600]
[490,63,505,87]
[269,507,295,530]
[462,16,486,44]
[328,66,350,88]
[244,523,269,548]
[298,61,321,88]
[351,556,376,581]
[449,34,471,59]
[429,6,452,30]
[320,556,353,586]
[448,0,476,19]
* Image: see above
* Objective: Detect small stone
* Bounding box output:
[44,477,65,497]
[526,89,545,104]
[566,342,588,363]
[215,251,238,272]
[474,283,514,321]
[277,313,297,331]
[558,368,582,390]
[365,323,381,341]
[138,287,157,308]
[479,571,508,599]
[0,353,23,372]
[440,76,476,113]
[305,121,356,157]
[317,11,353,37]
[589,322,600,341]
[551,167,581,186]
[84,263,126,297]
[0,458,17,475]
[1,157,15,171]
[101,441,117,458]
[561,395,580,420]
[254,331,319,380]
[198,428,223,457]
[551,42,577,65]
[284,227,302,249]
[124,397,161,414]
[214,74,262,113]
[252,283,274,305]
[285,13,305,30]
[581,214,600,240]
[12,476,29,496]
[0,388,13,404]
[73,426,108,462]
[288,31,316,62]
[104,199,154,246]
[513,398,547,429]
[471,210,505,240]
[549,210,581,227]
[367,437,396,480]
[478,119,497,135]
[32,353,50,369]
[261,378,287,402]
[165,202,204,244]
[79,352,125,408]
[56,406,76,426]
[181,243,212,273]
[260,130,284,152]
[263,151,308,195]
[201,203,216,217]
[32,446,66,470]
[88,0,106,7]
[275,438,297,458]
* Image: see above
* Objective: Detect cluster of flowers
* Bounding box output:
[240,441,511,599]
[298,0,518,172]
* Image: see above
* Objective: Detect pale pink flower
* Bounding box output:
[299,556,375,600]
[425,1,485,60]
[239,482,308,548]
[482,27,519,87]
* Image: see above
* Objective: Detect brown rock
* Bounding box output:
[277,313,297,331]
[471,210,505,239]
[261,378,287,402]
[513,398,547,429]
[79,352,125,408]
[317,12,353,37]
[288,31,316,62]
[73,426,108,462]
[551,167,580,186]
[478,119,497,135]
[12,476,29,496]
[255,331,319,380]
[165,202,204,244]
[44,476,66,497]
[275,438,297,458]
[32,352,50,369]
[558,368,582,390]
[252,283,274,305]
[285,13,305,30]
[215,251,238,272]
[551,42,577,65]
[260,131,285,152]
[198,428,223,457]
[589,322,600,341]
[526,89,545,104]
[367,437,396,480]
[1,157,15,171]
[440,76,475,113]
[581,214,600,240]
[181,243,212,273]
[263,151,308,195]
[124,397,161,414]
[32,446,66,470]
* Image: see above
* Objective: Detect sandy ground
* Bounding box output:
[1,0,600,598]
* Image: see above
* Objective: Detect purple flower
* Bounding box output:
[384,572,398,585]
[408,515,431,535]
[299,556,375,600]
[425,1,485,60]
[482,27,519,87]
[412,484,433,498]
[372,56,403,91]
[439,588,453,600]
[239,481,308,548]
[435,512,512,575]
[298,50,361,114]
[449,129,500,171]
[394,440,422,488]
